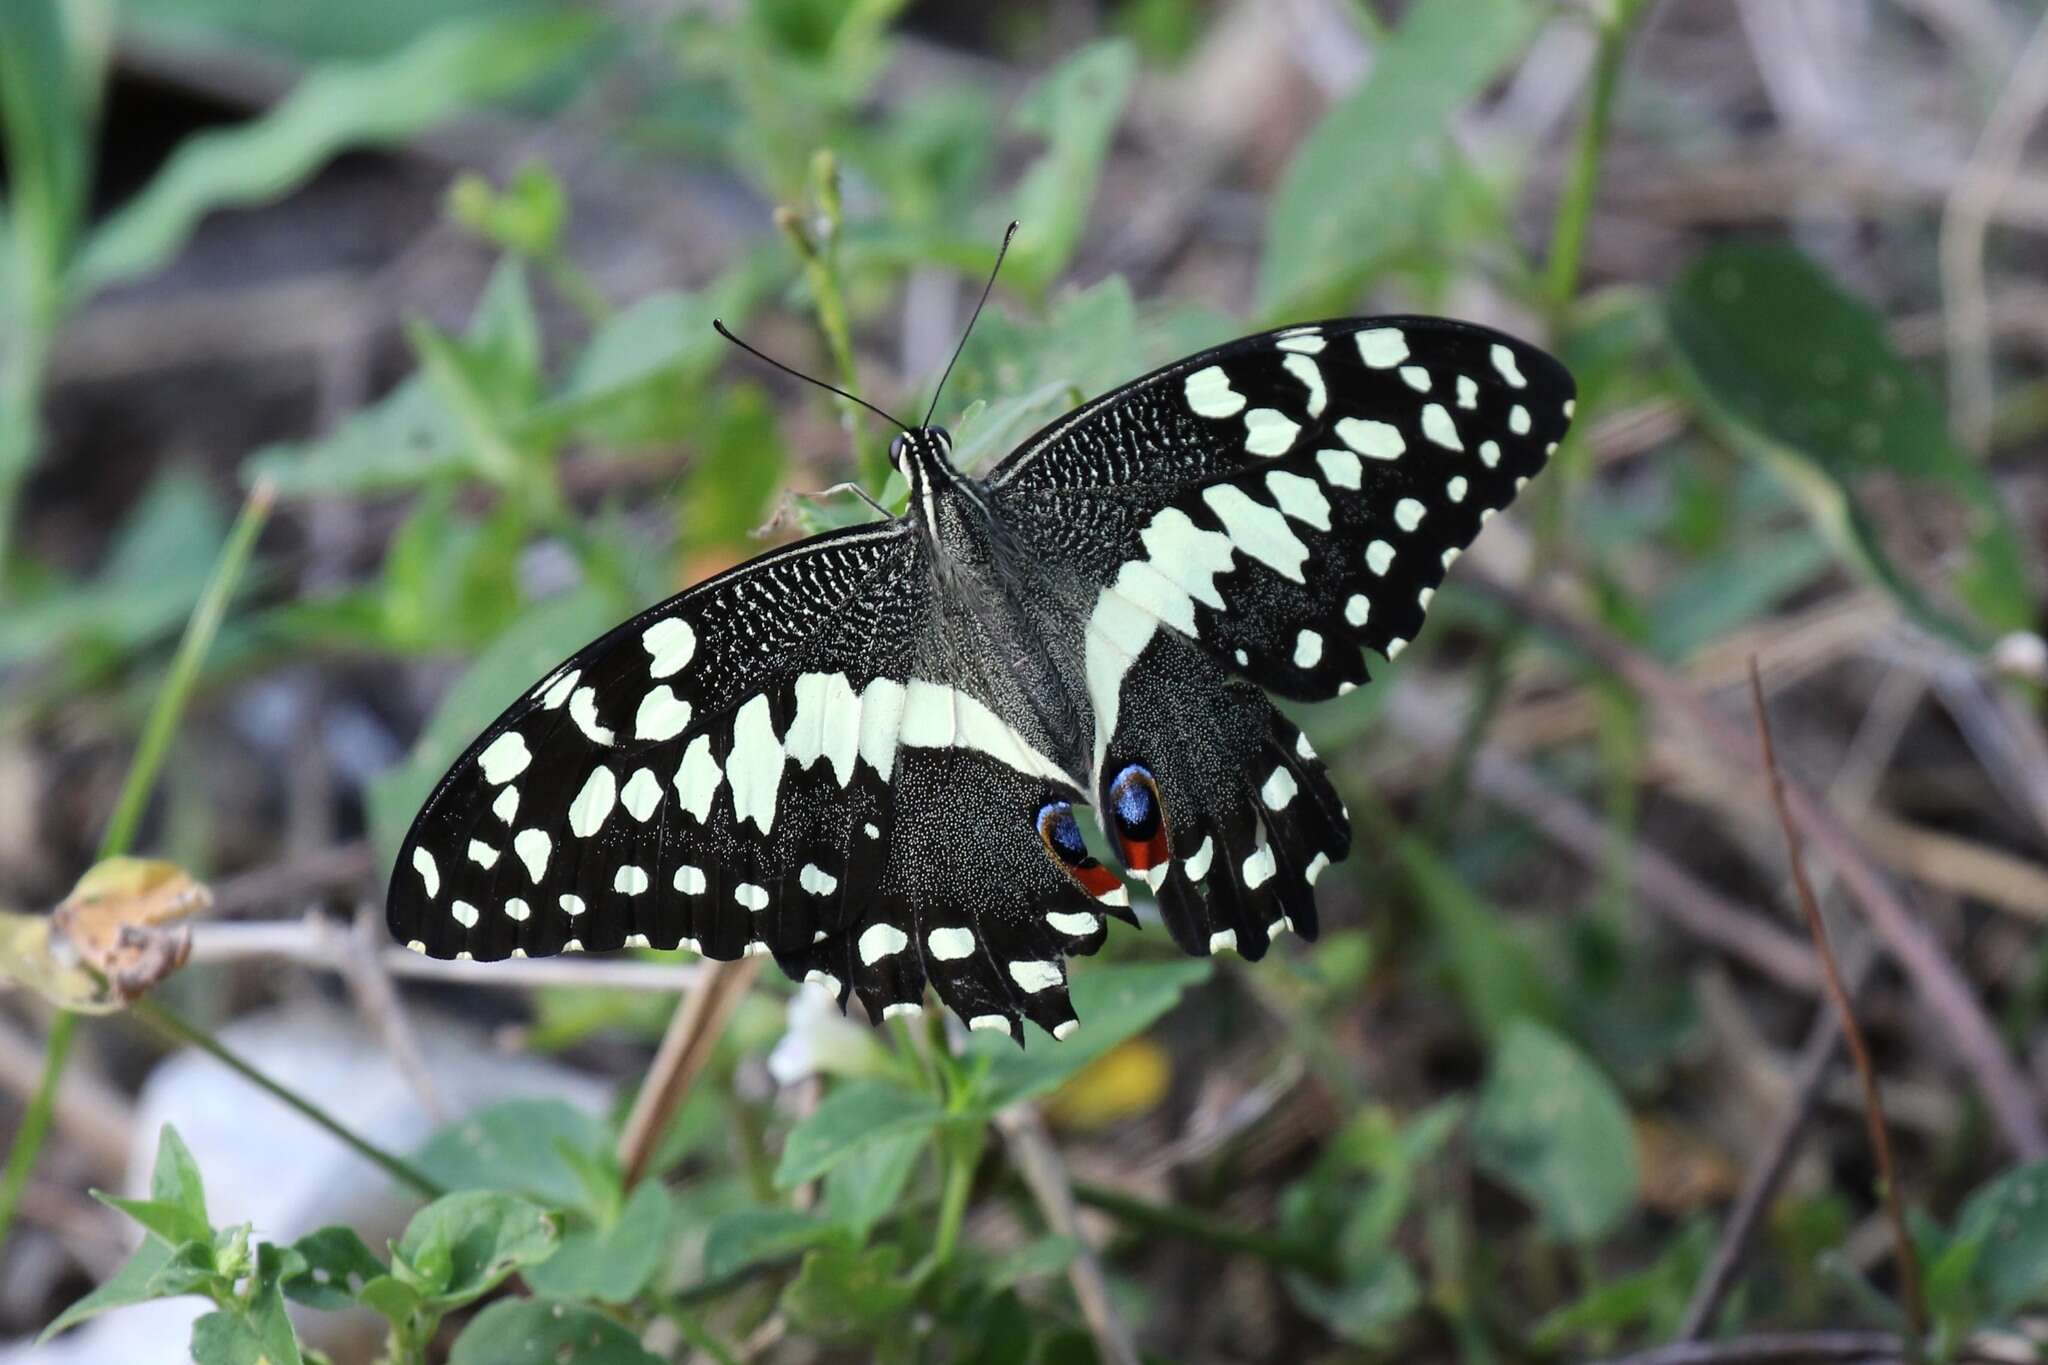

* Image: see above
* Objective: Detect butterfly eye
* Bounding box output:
[1106,764,1170,871]
[889,432,910,464]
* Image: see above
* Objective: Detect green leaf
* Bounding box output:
[525,1179,672,1304]
[779,1242,915,1343]
[1530,1216,1713,1349]
[450,1298,663,1365]
[190,1307,303,1365]
[983,1234,1079,1292]
[283,1225,387,1310]
[1259,0,1540,317]
[413,1100,613,1209]
[1472,1020,1639,1244]
[0,0,93,297]
[774,1081,945,1189]
[245,257,546,496]
[448,160,568,258]
[1956,1160,2048,1318]
[1666,242,2035,644]
[94,1194,213,1251]
[1284,1253,1422,1349]
[1002,40,1136,296]
[75,13,601,292]
[368,587,627,868]
[967,960,1213,1113]
[677,386,786,557]
[822,1127,926,1240]
[40,1237,177,1341]
[147,1123,209,1229]
[700,1206,845,1281]
[354,1273,424,1326]
[1391,836,1556,1044]
[392,1190,560,1309]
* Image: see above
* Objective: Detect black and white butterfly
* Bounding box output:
[388,309,1574,1041]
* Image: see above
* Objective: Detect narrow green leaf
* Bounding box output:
[450,1297,663,1365]
[0,0,92,292]
[774,1081,945,1189]
[700,1206,845,1281]
[1003,40,1136,296]
[39,1237,177,1341]
[1666,242,2035,644]
[1472,1020,1639,1244]
[93,1194,212,1251]
[967,960,1213,1114]
[147,1124,209,1234]
[75,14,601,292]
[1259,0,1539,317]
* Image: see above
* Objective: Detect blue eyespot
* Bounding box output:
[1037,801,1089,865]
[1108,764,1162,841]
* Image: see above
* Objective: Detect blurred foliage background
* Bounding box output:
[2,0,2048,1361]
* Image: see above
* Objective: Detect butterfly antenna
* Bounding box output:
[923,220,1018,429]
[712,319,912,431]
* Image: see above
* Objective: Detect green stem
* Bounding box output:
[0,481,272,1245]
[1069,1179,1336,1278]
[130,998,445,1200]
[914,1128,980,1282]
[1542,0,1650,313]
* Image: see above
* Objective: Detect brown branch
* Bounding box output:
[1676,937,1877,1338]
[1750,660,1926,1355]
[208,842,376,917]
[617,957,760,1190]
[995,1105,1142,1365]
[1470,568,2048,1159]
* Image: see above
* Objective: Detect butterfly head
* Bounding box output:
[888,426,955,483]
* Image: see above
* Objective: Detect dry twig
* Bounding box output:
[617,958,760,1189]
[1941,4,2048,450]
[1750,660,1926,1353]
[1470,568,2048,1158]
[995,1105,1142,1365]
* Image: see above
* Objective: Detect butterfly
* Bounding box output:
[387,293,1574,1041]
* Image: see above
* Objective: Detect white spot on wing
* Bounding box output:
[1183,365,1246,418]
[451,900,478,929]
[1281,353,1327,416]
[1009,960,1062,994]
[1479,439,1501,468]
[674,866,706,895]
[1448,475,1469,502]
[1053,1020,1080,1041]
[467,839,498,870]
[568,767,617,838]
[1509,403,1531,435]
[514,829,550,882]
[505,898,531,922]
[1306,852,1331,884]
[1399,364,1430,392]
[787,672,861,786]
[413,848,440,899]
[799,864,838,896]
[1242,846,1277,889]
[1209,929,1239,955]
[1336,417,1404,461]
[569,687,614,747]
[1262,766,1298,810]
[1367,540,1395,575]
[492,786,519,824]
[620,767,663,822]
[805,969,841,995]
[882,1002,921,1020]
[969,1015,1010,1034]
[859,922,909,964]
[1421,404,1463,450]
[1346,594,1371,626]
[1243,407,1301,456]
[1316,448,1362,489]
[727,695,786,834]
[1294,629,1323,668]
[1265,470,1331,529]
[1457,374,1479,409]
[643,617,695,678]
[478,732,530,785]
[634,686,692,742]
[1202,484,1309,582]
[1185,836,1215,881]
[1277,329,1325,354]
[926,927,975,961]
[1395,498,1426,531]
[1491,342,1527,388]
[615,866,649,896]
[734,883,769,911]
[1356,327,1408,368]
[540,669,579,711]
[1046,911,1100,937]
[673,734,723,823]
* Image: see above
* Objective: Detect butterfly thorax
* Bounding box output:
[890,426,1094,786]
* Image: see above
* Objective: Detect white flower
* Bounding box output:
[767,982,892,1086]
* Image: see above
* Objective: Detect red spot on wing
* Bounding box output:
[1071,861,1124,899]
[1117,827,1170,872]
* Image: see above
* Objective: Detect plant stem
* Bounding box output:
[1069,1179,1336,1278]
[130,998,445,1201]
[0,481,272,1245]
[1543,0,1650,313]
[1748,662,1925,1359]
